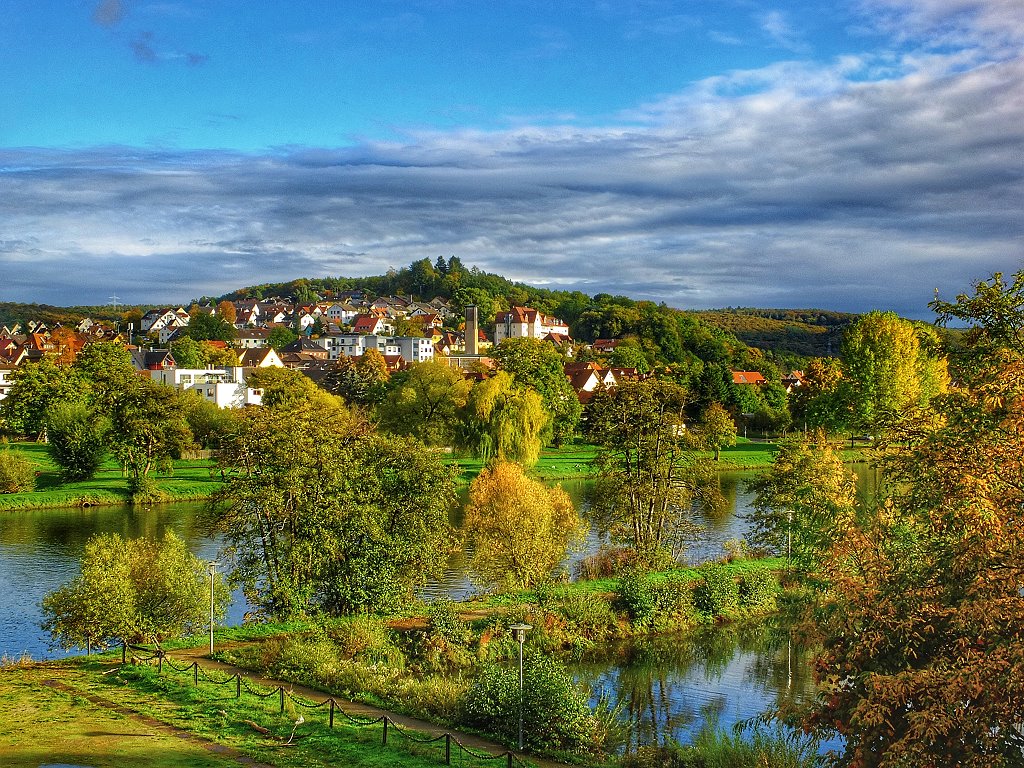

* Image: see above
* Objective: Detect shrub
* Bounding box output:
[427,598,470,646]
[692,563,740,618]
[555,590,619,638]
[738,569,779,612]
[651,573,696,629]
[616,567,658,626]
[573,546,639,579]
[0,448,34,493]
[462,654,598,753]
[328,614,405,667]
[46,402,108,482]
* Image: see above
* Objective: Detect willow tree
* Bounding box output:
[463,462,585,591]
[377,360,472,446]
[586,378,719,566]
[458,371,548,466]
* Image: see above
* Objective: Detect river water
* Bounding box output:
[0,467,874,756]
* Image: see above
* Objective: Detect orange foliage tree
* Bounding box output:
[807,274,1024,767]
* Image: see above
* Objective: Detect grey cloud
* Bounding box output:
[93,0,128,28]
[1,48,1021,318]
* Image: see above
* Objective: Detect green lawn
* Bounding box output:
[0,442,224,510]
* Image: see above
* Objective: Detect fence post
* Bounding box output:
[445,733,451,765]
[329,699,335,729]
[279,687,285,713]
[507,752,514,768]
[122,642,126,664]
[236,674,241,698]
[382,716,388,745]
[193,662,199,686]
[157,653,163,674]
[86,637,91,656]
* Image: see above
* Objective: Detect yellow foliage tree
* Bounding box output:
[463,462,585,591]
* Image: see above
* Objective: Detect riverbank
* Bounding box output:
[0,442,223,510]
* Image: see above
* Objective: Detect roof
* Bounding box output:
[732,371,767,385]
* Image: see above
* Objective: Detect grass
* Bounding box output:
[1,658,521,768]
[0,441,225,510]
[0,662,238,768]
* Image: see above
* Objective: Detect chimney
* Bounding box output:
[465,305,479,355]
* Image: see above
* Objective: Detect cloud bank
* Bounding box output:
[2,0,1021,317]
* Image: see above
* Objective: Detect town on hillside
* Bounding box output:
[0,289,806,415]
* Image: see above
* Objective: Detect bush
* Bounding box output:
[46,402,108,482]
[651,573,696,629]
[574,546,639,579]
[462,654,598,753]
[555,590,620,638]
[738,569,779,612]
[328,614,405,666]
[0,448,34,493]
[692,563,740,618]
[616,567,658,626]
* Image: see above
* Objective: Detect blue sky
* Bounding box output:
[1,0,1021,317]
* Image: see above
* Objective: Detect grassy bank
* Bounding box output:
[0,442,224,510]
[0,658,512,768]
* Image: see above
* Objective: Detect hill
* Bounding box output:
[693,308,856,358]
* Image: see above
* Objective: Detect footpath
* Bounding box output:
[162,643,572,768]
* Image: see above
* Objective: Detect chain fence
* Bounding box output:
[125,643,526,768]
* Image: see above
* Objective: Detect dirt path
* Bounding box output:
[167,644,572,768]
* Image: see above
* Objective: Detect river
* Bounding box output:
[0,466,874,756]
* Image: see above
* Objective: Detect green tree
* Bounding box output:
[41,531,229,651]
[323,350,390,407]
[698,401,737,461]
[185,309,237,342]
[586,378,719,566]
[607,342,651,373]
[490,337,582,445]
[807,274,1024,766]
[46,401,109,482]
[214,398,456,618]
[839,310,948,434]
[267,325,298,351]
[0,357,80,438]
[458,372,548,466]
[377,360,472,446]
[745,435,857,572]
[107,377,194,499]
[463,462,585,591]
[169,336,206,369]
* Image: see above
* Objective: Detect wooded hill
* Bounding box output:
[3,258,863,364]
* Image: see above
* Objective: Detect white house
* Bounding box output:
[149,367,262,408]
[493,306,570,345]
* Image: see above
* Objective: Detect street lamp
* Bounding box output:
[509,623,532,751]
[785,511,793,565]
[207,560,218,655]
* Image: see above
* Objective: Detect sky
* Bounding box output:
[1,0,1021,318]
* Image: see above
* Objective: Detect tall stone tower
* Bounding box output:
[465,305,479,355]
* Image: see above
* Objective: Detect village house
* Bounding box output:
[493,306,571,345]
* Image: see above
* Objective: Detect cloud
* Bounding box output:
[758,10,810,53]
[2,19,1021,317]
[93,0,128,28]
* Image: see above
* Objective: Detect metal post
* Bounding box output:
[509,624,531,752]
[381,716,387,744]
[330,699,335,729]
[279,687,285,712]
[208,561,217,655]
[194,662,199,686]
[236,674,241,698]
[445,733,451,765]
[787,511,793,564]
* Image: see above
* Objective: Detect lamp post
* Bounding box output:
[786,511,793,566]
[207,560,217,655]
[509,623,532,751]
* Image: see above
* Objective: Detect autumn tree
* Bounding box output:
[41,531,229,651]
[458,371,548,466]
[216,299,237,325]
[463,462,585,591]
[377,360,472,446]
[806,273,1024,766]
[586,378,720,566]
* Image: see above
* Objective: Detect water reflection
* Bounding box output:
[0,501,244,660]
[574,622,842,755]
